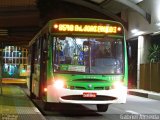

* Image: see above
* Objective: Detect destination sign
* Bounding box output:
[53,23,121,34]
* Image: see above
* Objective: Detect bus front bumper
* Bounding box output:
[46,85,127,104]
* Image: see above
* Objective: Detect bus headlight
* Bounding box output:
[53,79,65,89]
[112,81,124,89]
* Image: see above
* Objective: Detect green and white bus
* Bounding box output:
[28,18,128,112]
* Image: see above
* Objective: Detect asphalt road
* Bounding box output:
[36,95,160,120]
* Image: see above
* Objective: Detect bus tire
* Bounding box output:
[97,104,109,112]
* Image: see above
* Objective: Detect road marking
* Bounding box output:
[125,110,139,114]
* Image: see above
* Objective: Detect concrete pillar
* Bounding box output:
[137,35,151,88]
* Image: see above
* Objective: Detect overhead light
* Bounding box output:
[131,29,144,36]
[129,0,143,4]
[155,22,160,26]
[0,29,8,36]
[131,29,138,34]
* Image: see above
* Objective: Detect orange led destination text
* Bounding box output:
[54,24,118,33]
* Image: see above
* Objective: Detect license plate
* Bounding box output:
[83,92,97,98]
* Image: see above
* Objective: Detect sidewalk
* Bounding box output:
[0,85,46,120]
[128,89,160,101]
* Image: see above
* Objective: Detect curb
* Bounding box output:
[128,90,160,101]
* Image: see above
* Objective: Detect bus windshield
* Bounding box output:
[53,36,124,74]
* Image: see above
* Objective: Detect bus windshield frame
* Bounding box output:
[52,36,124,75]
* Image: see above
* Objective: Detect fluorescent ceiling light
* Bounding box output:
[129,0,143,4]
[131,29,144,36]
[155,22,160,26]
[135,31,144,36]
[131,29,138,34]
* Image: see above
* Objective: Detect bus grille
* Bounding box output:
[69,79,109,90]
[69,86,110,90]
[61,95,116,101]
[73,79,107,82]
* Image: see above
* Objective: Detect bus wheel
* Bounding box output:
[97,104,109,112]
